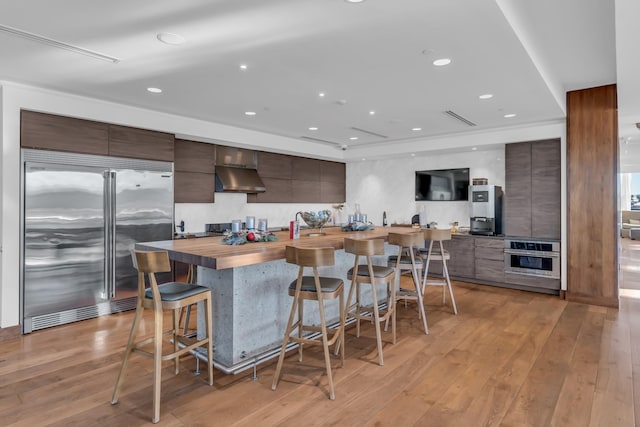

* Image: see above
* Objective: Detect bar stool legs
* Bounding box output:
[272,247,345,400]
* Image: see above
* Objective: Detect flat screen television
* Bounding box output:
[415,168,470,201]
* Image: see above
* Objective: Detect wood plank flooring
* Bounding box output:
[0,277,637,426]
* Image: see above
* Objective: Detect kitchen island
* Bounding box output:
[137,226,417,373]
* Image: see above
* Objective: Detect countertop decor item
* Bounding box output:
[341,222,374,232]
[222,229,278,245]
[299,210,331,236]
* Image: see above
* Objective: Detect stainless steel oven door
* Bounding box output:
[504,249,560,279]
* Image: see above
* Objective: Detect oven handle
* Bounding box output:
[504,249,560,257]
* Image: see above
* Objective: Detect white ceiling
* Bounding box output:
[0,0,637,159]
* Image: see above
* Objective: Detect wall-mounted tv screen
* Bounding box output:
[415,168,470,201]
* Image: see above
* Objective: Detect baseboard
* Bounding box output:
[0,325,21,342]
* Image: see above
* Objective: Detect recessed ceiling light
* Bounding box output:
[345,0,366,3]
[411,153,416,157]
[245,111,256,116]
[318,92,325,97]
[361,158,367,161]
[349,137,359,141]
[369,110,376,115]
[433,58,451,66]
[157,32,185,45]
[504,113,517,118]
[472,147,478,151]
[479,94,493,100]
[240,64,248,70]
[412,127,422,131]
[308,127,318,131]
[147,87,162,93]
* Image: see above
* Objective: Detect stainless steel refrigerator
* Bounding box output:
[21,149,174,333]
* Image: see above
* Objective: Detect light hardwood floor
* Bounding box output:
[0,277,637,426]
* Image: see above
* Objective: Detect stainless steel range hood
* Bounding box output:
[215,146,266,193]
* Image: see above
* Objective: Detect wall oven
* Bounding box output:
[504,239,560,279]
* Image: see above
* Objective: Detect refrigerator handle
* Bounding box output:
[103,170,111,300]
[109,171,117,298]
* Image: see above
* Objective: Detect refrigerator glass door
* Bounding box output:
[112,169,173,300]
[24,163,109,317]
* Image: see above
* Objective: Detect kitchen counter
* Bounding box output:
[136,226,417,372]
[139,226,413,270]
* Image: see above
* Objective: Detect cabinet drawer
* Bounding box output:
[474,238,504,249]
[474,246,503,261]
[475,259,505,282]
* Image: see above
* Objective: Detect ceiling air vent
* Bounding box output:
[350,127,388,139]
[444,110,476,127]
[301,136,341,146]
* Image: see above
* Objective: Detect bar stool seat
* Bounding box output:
[387,232,429,335]
[419,228,458,315]
[344,238,396,366]
[272,246,345,400]
[111,250,213,424]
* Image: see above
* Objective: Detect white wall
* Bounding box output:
[348,149,505,228]
[175,195,337,233]
[0,81,566,328]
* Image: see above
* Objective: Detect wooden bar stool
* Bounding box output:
[343,237,396,366]
[419,228,458,315]
[272,246,345,400]
[111,250,214,424]
[387,232,429,335]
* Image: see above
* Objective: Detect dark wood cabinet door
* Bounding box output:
[247,178,293,203]
[320,160,345,183]
[257,151,292,179]
[109,125,174,162]
[174,139,216,173]
[531,139,561,239]
[474,237,505,282]
[174,172,215,203]
[21,110,109,155]
[292,157,321,182]
[504,142,532,237]
[447,237,475,278]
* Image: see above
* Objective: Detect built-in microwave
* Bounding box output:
[504,239,560,279]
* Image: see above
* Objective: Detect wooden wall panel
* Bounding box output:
[566,84,618,307]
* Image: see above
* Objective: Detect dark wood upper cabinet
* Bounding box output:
[21,110,109,155]
[108,125,174,162]
[174,139,216,203]
[174,139,216,173]
[174,171,215,203]
[320,160,345,184]
[292,157,321,182]
[249,152,345,204]
[504,139,560,239]
[257,151,292,179]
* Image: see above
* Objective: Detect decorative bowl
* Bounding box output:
[299,210,331,234]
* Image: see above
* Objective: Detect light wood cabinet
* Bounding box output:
[504,139,560,239]
[21,110,109,155]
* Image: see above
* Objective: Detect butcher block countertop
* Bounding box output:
[137,226,418,270]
